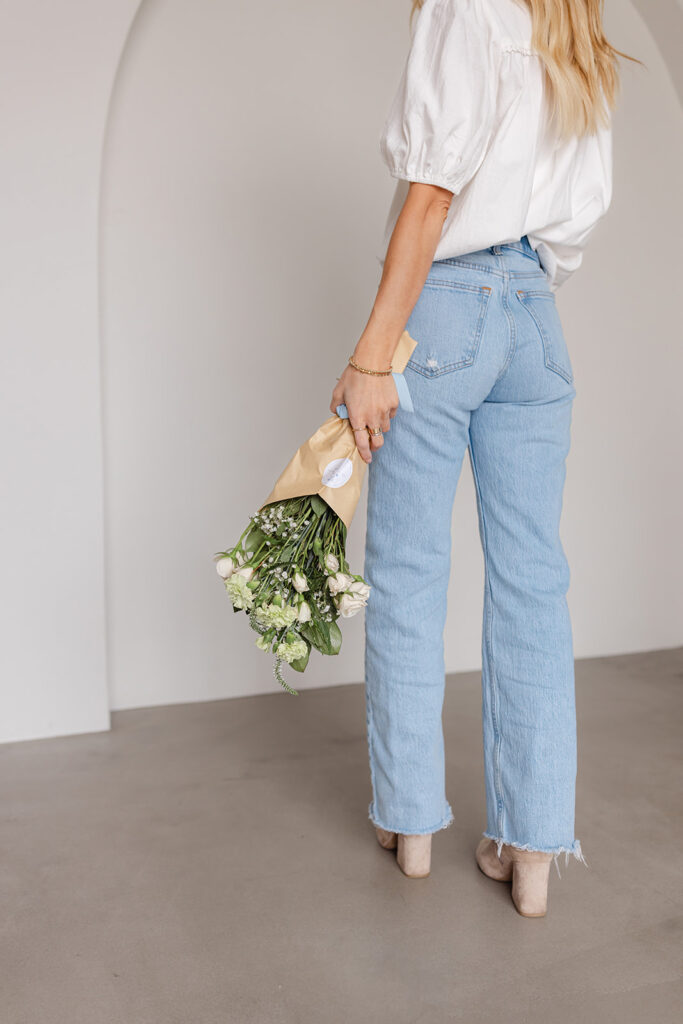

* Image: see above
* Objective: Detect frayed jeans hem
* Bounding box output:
[369,802,454,836]
[482,831,589,878]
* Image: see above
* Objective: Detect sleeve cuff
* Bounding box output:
[384,164,465,195]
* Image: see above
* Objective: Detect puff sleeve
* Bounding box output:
[379,0,500,195]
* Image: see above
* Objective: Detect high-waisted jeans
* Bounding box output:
[363,235,587,874]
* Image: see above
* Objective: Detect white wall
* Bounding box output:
[560,0,683,653]
[0,0,142,742]
[2,0,682,740]
[101,0,683,711]
[632,0,683,106]
[101,0,406,708]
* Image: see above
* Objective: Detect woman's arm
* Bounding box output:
[329,181,453,463]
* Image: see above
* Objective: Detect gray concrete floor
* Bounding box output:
[1,648,682,1024]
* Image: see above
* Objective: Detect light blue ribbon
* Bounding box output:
[336,368,414,420]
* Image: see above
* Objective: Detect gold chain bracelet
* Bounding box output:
[348,354,393,376]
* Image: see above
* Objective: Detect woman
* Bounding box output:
[330,0,638,918]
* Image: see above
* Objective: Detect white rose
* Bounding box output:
[234,565,254,581]
[297,601,312,623]
[292,572,309,593]
[336,592,366,618]
[347,579,370,601]
[216,556,235,579]
[327,572,354,596]
[324,553,340,574]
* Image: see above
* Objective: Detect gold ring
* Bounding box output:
[368,427,383,436]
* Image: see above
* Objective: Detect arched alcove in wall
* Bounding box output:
[631,0,683,105]
[0,0,142,742]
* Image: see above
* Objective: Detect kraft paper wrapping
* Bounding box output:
[258,330,418,528]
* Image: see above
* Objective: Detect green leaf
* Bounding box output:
[327,620,342,655]
[299,615,342,657]
[274,544,296,563]
[290,641,311,673]
[300,619,333,655]
[309,495,328,517]
[243,526,267,552]
[298,620,319,649]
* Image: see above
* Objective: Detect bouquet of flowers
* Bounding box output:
[215,329,418,694]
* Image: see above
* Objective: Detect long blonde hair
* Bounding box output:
[409,0,643,139]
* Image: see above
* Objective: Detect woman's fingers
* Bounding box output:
[366,409,392,450]
[350,422,373,463]
[368,421,388,450]
[350,409,390,458]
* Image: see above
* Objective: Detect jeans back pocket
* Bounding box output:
[515,289,574,384]
[405,280,492,378]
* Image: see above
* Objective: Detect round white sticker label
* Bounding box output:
[321,457,353,489]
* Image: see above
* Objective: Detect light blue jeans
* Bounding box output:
[363,235,587,873]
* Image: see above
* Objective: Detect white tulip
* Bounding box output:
[336,592,366,618]
[216,556,235,579]
[347,579,370,601]
[324,553,340,574]
[327,572,354,596]
[234,565,254,581]
[292,572,309,593]
[297,601,312,623]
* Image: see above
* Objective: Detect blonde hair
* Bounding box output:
[409,0,643,139]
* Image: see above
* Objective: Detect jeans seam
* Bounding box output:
[469,440,505,839]
[365,672,455,835]
[423,280,490,294]
[365,677,379,822]
[514,291,574,384]
[436,258,503,276]
[433,261,544,279]
[492,272,516,387]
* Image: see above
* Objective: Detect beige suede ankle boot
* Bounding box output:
[475,837,552,917]
[396,834,432,878]
[375,826,398,850]
[475,836,513,881]
[507,845,552,917]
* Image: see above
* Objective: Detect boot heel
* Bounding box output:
[507,847,552,917]
[396,834,432,878]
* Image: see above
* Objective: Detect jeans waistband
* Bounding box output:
[489,235,536,257]
[434,235,541,273]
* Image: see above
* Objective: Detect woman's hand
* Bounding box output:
[330,363,399,464]
[327,185,453,464]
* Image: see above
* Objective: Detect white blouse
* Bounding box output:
[377,0,613,291]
